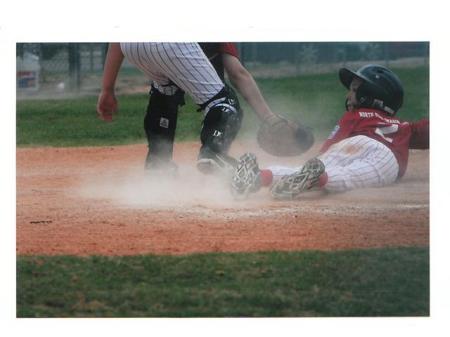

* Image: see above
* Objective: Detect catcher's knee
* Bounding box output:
[200,85,243,154]
[144,87,184,159]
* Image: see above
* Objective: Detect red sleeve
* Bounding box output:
[319,112,357,153]
[409,119,429,149]
[219,43,239,59]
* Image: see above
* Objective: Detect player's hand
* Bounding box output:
[96,90,118,122]
[257,114,314,156]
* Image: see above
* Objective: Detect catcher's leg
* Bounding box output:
[144,85,184,173]
[197,85,243,175]
[270,158,326,199]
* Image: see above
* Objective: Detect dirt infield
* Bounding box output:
[16,141,429,256]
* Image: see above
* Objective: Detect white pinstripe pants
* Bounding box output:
[267,135,400,192]
[120,42,224,104]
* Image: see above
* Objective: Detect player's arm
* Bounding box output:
[222,53,275,121]
[97,43,125,121]
[409,119,429,149]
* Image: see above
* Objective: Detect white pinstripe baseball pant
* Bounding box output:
[267,135,400,192]
[120,42,224,104]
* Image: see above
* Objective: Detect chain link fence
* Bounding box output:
[16,42,429,99]
[239,42,428,77]
[17,43,108,97]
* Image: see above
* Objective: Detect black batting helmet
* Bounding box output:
[339,64,404,115]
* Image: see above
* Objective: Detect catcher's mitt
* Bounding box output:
[257,114,314,156]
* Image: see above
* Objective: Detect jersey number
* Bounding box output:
[375,124,399,143]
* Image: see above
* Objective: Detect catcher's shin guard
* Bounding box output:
[197,86,242,174]
[199,85,243,155]
[270,158,325,199]
[144,86,185,167]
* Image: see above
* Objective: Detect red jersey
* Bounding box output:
[320,108,429,178]
[199,43,239,80]
[218,43,239,58]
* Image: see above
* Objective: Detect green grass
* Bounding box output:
[16,95,204,147]
[17,247,429,317]
[252,67,429,129]
[16,66,429,147]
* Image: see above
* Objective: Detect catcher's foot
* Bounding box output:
[197,146,238,176]
[270,158,325,199]
[231,153,261,198]
[145,154,178,177]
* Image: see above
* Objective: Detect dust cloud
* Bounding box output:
[76,164,256,211]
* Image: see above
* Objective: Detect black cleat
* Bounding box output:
[197,146,238,176]
[145,154,178,177]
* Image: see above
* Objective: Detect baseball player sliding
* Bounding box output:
[232,64,429,199]
[97,43,243,175]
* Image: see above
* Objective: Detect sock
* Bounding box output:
[259,169,273,187]
[318,172,328,187]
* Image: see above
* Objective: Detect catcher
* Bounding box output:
[141,42,313,175]
[232,64,429,199]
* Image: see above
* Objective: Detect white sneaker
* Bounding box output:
[231,153,261,198]
[270,158,325,199]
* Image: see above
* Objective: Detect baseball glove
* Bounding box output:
[256,114,314,156]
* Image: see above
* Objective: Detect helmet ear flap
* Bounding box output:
[356,82,374,108]
[356,80,396,113]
